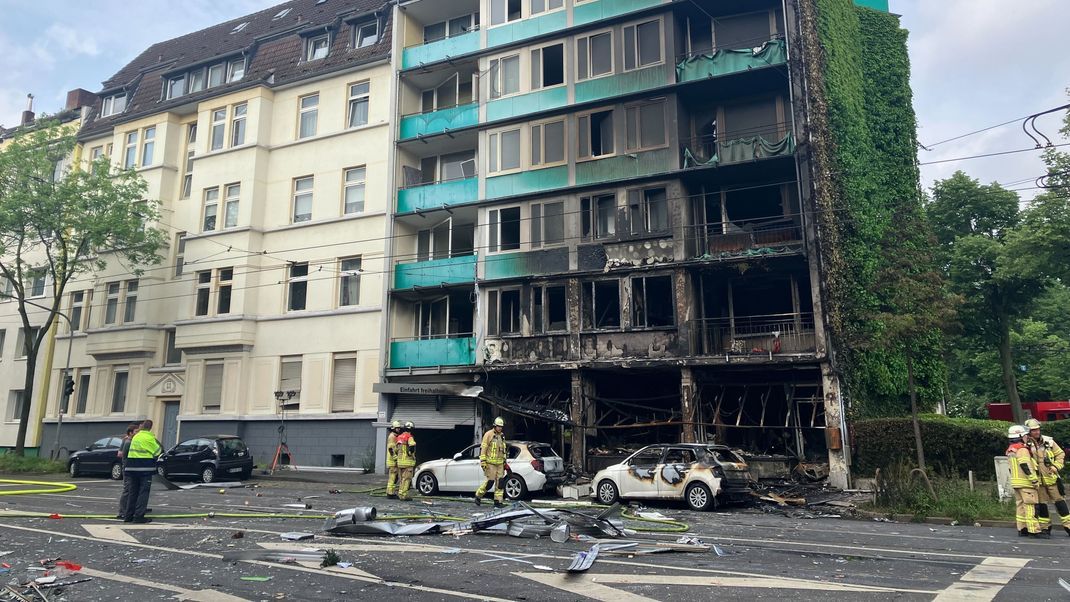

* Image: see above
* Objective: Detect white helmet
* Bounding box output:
[1008,425,1028,440]
[1025,418,1042,430]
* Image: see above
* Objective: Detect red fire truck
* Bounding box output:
[987,401,1070,422]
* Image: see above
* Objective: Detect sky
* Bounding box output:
[1,0,1067,200]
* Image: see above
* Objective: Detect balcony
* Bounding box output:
[575,64,671,104]
[85,325,160,358]
[486,87,569,122]
[682,130,795,168]
[402,29,480,70]
[483,247,569,280]
[676,39,787,83]
[485,165,569,200]
[487,10,567,48]
[394,255,477,289]
[389,335,477,369]
[575,147,675,186]
[397,176,478,214]
[400,103,479,140]
[685,218,803,260]
[573,0,666,26]
[688,313,816,357]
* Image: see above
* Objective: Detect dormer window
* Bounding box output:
[232,22,249,33]
[227,57,245,82]
[355,20,379,48]
[166,57,244,99]
[167,75,186,99]
[273,8,292,20]
[307,34,330,61]
[100,94,127,117]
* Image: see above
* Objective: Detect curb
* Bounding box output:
[854,508,1017,528]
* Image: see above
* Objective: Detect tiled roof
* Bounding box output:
[80,0,392,139]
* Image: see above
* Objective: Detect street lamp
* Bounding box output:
[18,298,75,460]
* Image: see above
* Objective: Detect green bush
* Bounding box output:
[868,463,1013,523]
[0,454,67,474]
[1036,418,1070,448]
[853,414,1011,479]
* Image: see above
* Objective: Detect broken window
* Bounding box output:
[626,101,666,151]
[417,297,448,338]
[685,16,714,55]
[531,120,565,166]
[581,194,617,240]
[623,19,662,71]
[577,31,613,80]
[487,289,522,336]
[530,201,565,248]
[628,187,669,234]
[715,11,774,50]
[723,97,779,140]
[578,109,614,159]
[628,446,664,468]
[533,284,567,333]
[632,275,674,327]
[531,43,564,89]
[489,206,521,252]
[665,448,696,464]
[582,280,621,329]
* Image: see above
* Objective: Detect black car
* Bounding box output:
[68,436,125,480]
[156,435,254,483]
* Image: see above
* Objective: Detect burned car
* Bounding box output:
[592,443,755,510]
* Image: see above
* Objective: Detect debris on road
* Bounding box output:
[240,576,273,582]
[566,544,600,572]
[280,532,314,541]
[222,550,325,563]
[177,482,244,490]
[282,503,312,510]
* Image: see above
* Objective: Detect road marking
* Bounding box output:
[704,534,1004,560]
[84,523,284,543]
[261,541,463,554]
[933,557,1029,601]
[79,567,250,601]
[516,573,656,602]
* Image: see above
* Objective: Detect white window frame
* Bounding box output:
[530,41,566,91]
[623,18,664,72]
[279,356,302,406]
[188,68,206,94]
[307,34,330,61]
[140,126,155,167]
[231,103,247,146]
[123,280,138,323]
[347,81,370,128]
[487,205,523,253]
[202,361,223,413]
[123,131,138,169]
[292,176,314,223]
[577,106,616,160]
[223,183,240,228]
[287,263,310,312]
[69,290,89,332]
[208,63,225,88]
[216,268,233,315]
[181,123,197,199]
[487,127,523,175]
[110,369,129,414]
[529,199,566,248]
[298,94,319,139]
[530,118,566,168]
[624,99,668,152]
[195,270,212,316]
[338,256,362,307]
[6,390,25,423]
[28,273,46,298]
[530,0,564,16]
[166,75,186,99]
[355,20,379,48]
[174,232,187,278]
[489,0,523,27]
[16,327,40,359]
[488,53,521,100]
[100,94,126,117]
[74,371,91,414]
[343,167,366,215]
[104,282,121,325]
[227,57,245,82]
[203,186,220,232]
[330,353,357,413]
[210,108,227,151]
[581,192,618,240]
[576,28,614,81]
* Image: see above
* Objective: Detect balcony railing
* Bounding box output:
[676,38,787,83]
[397,174,478,213]
[681,125,794,168]
[394,255,477,289]
[389,335,477,369]
[402,28,481,70]
[399,102,479,140]
[685,217,803,259]
[689,312,816,357]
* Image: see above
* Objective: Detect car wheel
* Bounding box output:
[685,482,715,511]
[156,465,167,478]
[68,461,81,478]
[110,463,123,481]
[416,472,439,495]
[503,475,527,500]
[200,466,216,484]
[596,479,619,505]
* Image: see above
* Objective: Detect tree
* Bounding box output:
[0,123,164,455]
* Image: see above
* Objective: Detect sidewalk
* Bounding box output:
[252,468,383,487]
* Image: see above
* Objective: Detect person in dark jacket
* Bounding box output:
[116,423,140,520]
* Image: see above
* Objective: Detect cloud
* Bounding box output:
[44,24,100,58]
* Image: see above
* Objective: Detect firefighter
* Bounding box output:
[123,419,161,524]
[475,417,508,508]
[1025,418,1070,536]
[1007,424,1046,538]
[385,420,403,499]
[395,421,417,501]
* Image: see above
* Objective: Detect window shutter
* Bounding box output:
[332,357,357,413]
[203,364,223,412]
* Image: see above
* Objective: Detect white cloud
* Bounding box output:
[44,24,100,58]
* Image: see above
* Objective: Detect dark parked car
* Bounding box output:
[156,435,253,483]
[68,436,125,480]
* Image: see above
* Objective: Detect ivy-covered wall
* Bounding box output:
[807,0,947,417]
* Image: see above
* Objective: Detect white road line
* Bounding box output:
[516,573,657,602]
[704,534,1006,560]
[932,557,1029,602]
[79,567,251,602]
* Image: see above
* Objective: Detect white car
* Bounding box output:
[592,443,755,511]
[413,441,565,500]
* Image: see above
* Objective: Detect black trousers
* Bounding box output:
[119,473,136,516]
[124,472,153,519]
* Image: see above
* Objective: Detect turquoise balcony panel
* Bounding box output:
[485,165,569,200]
[574,65,670,104]
[487,10,567,48]
[854,0,888,10]
[575,147,674,186]
[389,337,476,369]
[573,0,666,26]
[397,177,478,214]
[676,40,787,83]
[394,255,477,289]
[484,247,569,280]
[400,103,478,140]
[486,87,569,122]
[682,132,796,168]
[401,31,480,70]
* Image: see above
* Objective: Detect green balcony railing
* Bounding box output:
[483,247,569,280]
[573,0,665,26]
[486,87,568,122]
[394,255,477,289]
[574,64,670,104]
[682,131,795,168]
[397,177,477,214]
[575,147,675,186]
[401,30,480,70]
[399,103,478,140]
[676,39,787,83]
[389,336,477,369]
[485,165,568,200]
[487,10,567,48]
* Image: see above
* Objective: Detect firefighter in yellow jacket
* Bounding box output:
[1007,424,1047,538]
[385,420,402,499]
[395,421,417,501]
[1025,418,1070,536]
[475,417,508,508]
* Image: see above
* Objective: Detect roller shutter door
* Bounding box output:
[390,395,478,429]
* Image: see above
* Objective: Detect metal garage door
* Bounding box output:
[390,395,478,429]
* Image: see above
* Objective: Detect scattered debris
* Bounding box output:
[566,544,600,572]
[477,553,553,572]
[321,550,341,568]
[33,576,56,585]
[222,550,325,563]
[331,507,377,523]
[280,532,314,541]
[231,532,245,539]
[240,576,272,582]
[177,482,245,490]
[283,503,312,510]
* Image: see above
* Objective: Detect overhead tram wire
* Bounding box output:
[917,143,1070,166]
[918,103,1070,151]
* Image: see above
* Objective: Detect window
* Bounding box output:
[424,14,476,42]
[69,290,89,332]
[531,0,564,15]
[530,201,565,247]
[203,187,219,231]
[104,282,120,324]
[89,146,104,162]
[123,281,138,323]
[343,167,366,214]
[439,151,476,181]
[723,97,780,140]
[231,22,249,33]
[339,257,361,306]
[307,34,330,60]
[167,75,186,99]
[532,284,567,333]
[579,109,614,158]
[1,279,11,301]
[292,177,313,223]
[288,262,309,311]
[0,329,5,358]
[632,275,674,327]
[140,127,155,166]
[628,187,669,234]
[181,124,197,199]
[29,273,46,297]
[488,128,521,173]
[531,120,565,166]
[582,280,621,329]
[6,390,24,422]
[111,370,128,413]
[195,271,211,316]
[210,108,226,151]
[273,8,292,19]
[202,362,223,413]
[298,94,318,138]
[355,20,379,47]
[208,63,225,88]
[16,327,39,358]
[224,183,240,228]
[624,20,662,71]
[227,57,245,82]
[490,0,521,25]
[331,354,356,413]
[347,81,370,128]
[188,69,205,93]
[165,330,182,365]
[581,193,617,239]
[174,232,187,277]
[279,356,302,406]
[123,131,138,169]
[487,289,522,336]
[231,103,247,146]
[488,207,521,252]
[215,268,233,314]
[715,11,776,50]
[577,31,613,80]
[626,101,666,151]
[531,44,564,89]
[75,373,91,414]
[100,94,126,117]
[489,55,520,99]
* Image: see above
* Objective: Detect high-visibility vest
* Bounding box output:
[1007,443,1038,489]
[479,430,507,465]
[125,430,160,473]
[1033,436,1065,486]
[386,432,398,468]
[396,432,416,467]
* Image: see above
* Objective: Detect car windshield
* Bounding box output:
[217,438,247,458]
[527,445,559,459]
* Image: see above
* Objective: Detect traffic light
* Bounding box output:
[63,376,75,399]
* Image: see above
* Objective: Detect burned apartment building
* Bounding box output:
[379,0,894,488]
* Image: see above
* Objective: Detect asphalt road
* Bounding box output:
[0,474,1067,601]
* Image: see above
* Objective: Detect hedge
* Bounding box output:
[853,414,1012,479]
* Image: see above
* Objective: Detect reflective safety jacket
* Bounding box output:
[396,432,417,467]
[1007,442,1038,489]
[386,431,398,468]
[125,430,161,473]
[1031,435,1065,486]
[479,430,507,466]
